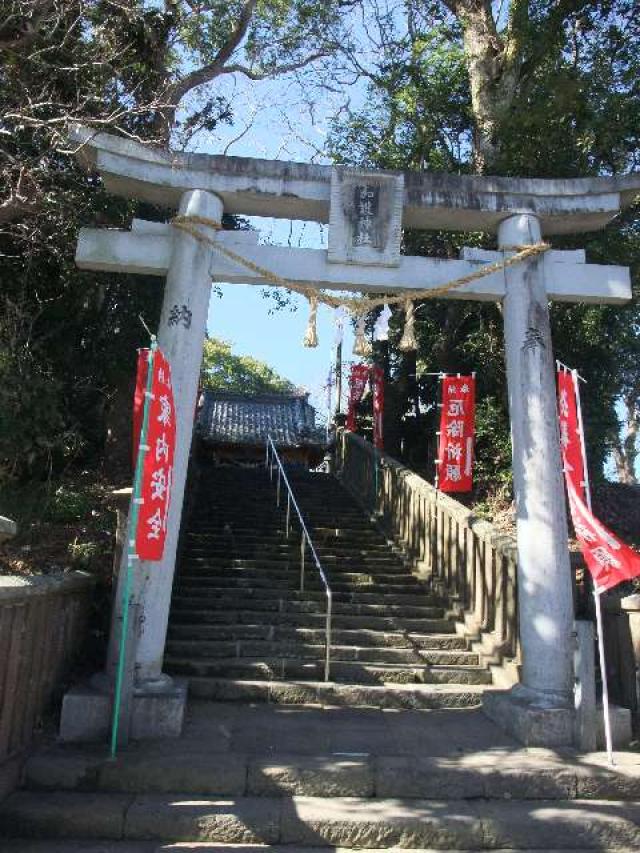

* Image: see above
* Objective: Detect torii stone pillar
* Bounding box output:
[134,190,221,686]
[62,190,221,741]
[483,213,576,745]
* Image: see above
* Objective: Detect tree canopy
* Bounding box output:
[1,0,638,494]
[0,0,342,479]
[328,0,640,488]
[200,338,296,396]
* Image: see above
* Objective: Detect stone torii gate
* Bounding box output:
[67,124,639,746]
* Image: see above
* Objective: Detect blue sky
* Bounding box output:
[190,74,363,416]
[207,280,355,420]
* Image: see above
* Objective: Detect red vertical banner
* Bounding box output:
[371,366,384,450]
[557,370,587,500]
[437,375,475,493]
[346,364,370,432]
[557,369,640,592]
[135,349,176,561]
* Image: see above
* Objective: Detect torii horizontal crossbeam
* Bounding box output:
[76,222,631,304]
[69,125,640,236]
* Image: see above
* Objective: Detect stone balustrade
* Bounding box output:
[0,572,94,799]
[336,431,519,680]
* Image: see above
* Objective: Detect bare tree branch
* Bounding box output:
[221,52,331,81]
[166,0,258,106]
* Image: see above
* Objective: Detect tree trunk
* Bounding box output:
[452,1,523,172]
[612,394,639,485]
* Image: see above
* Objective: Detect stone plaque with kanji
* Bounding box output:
[328,168,404,266]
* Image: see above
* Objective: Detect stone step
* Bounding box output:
[191,522,375,535]
[184,550,402,565]
[186,678,487,708]
[165,657,490,685]
[185,548,398,563]
[23,748,640,801]
[188,529,392,543]
[191,511,370,522]
[3,845,639,853]
[4,792,639,847]
[167,624,468,650]
[170,597,448,619]
[164,639,479,666]
[175,574,422,590]
[180,564,413,579]
[171,588,439,609]
[180,559,411,575]
[169,610,456,633]
[176,576,425,595]
[189,529,387,544]
[180,552,407,577]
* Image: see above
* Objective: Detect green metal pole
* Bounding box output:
[110,339,157,758]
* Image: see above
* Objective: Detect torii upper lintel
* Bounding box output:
[69,124,640,236]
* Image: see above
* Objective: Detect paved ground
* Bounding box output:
[5,702,640,850]
[182,701,520,757]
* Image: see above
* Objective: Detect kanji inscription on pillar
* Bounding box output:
[136,349,176,560]
[168,303,193,329]
[328,168,403,267]
[352,185,379,247]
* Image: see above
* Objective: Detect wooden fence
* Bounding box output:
[337,430,520,674]
[0,572,94,793]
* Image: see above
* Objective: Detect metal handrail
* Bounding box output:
[265,435,332,682]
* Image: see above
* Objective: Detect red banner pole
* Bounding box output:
[434,373,444,491]
[432,372,452,492]
[570,367,615,766]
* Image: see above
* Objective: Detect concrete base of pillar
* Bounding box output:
[596,703,632,750]
[59,677,187,743]
[483,686,574,747]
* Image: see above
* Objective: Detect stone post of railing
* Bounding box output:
[0,516,17,544]
[620,593,640,731]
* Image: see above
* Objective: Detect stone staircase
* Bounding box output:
[164,463,492,708]
[2,463,640,850]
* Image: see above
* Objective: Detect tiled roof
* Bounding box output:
[198,391,325,448]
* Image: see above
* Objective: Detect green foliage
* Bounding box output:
[328,0,640,495]
[200,337,296,395]
[67,538,100,569]
[47,487,92,524]
[0,2,167,479]
[0,470,116,580]
[329,23,472,173]
[0,0,347,482]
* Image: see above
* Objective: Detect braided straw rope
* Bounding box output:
[171,214,551,315]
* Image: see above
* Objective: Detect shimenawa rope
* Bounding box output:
[170,214,551,352]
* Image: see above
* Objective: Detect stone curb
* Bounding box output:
[4,846,640,853]
[2,792,640,847]
[24,750,640,801]
[0,571,95,604]
[187,678,487,709]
